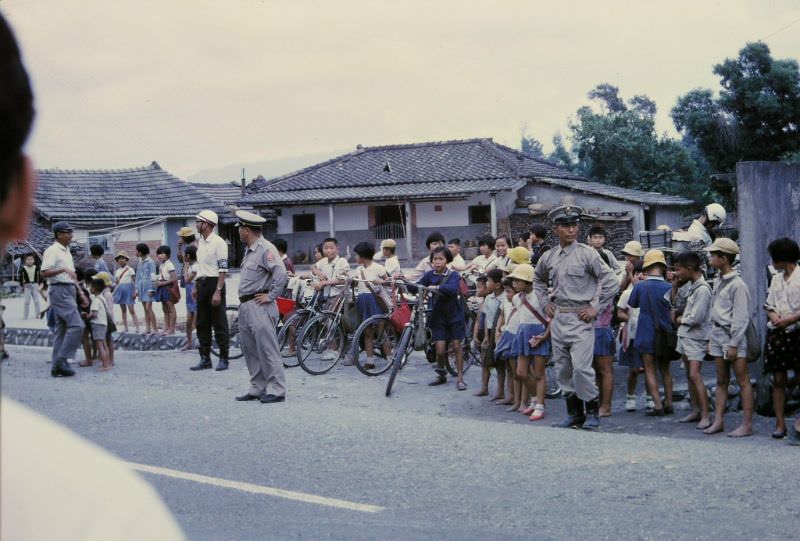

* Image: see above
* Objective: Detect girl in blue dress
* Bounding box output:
[628,249,675,416]
[416,247,467,390]
[135,243,158,335]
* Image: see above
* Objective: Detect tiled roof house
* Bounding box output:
[242,138,694,260]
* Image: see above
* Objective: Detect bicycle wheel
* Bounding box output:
[351,314,396,376]
[277,309,312,367]
[386,325,413,397]
[444,309,479,376]
[297,314,345,375]
[210,306,243,360]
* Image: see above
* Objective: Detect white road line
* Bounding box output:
[126,461,384,514]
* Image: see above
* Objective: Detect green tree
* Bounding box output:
[671,42,800,172]
[519,128,545,159]
[547,133,575,171]
[567,84,714,203]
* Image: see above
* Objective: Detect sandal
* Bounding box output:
[456,381,467,391]
[771,429,787,439]
[78,361,93,367]
[529,404,546,421]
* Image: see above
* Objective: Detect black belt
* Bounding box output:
[50,283,75,287]
[239,291,267,304]
[196,277,219,281]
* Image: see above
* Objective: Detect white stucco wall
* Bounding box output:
[278,205,368,234]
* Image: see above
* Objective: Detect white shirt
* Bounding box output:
[196,232,228,278]
[315,256,350,297]
[114,266,136,285]
[450,253,466,271]
[404,256,434,282]
[384,255,401,277]
[41,242,74,285]
[482,291,503,329]
[515,290,547,325]
[353,262,388,295]
[687,219,713,247]
[186,262,198,284]
[617,286,639,339]
[501,296,520,333]
[766,267,800,321]
[159,260,176,281]
[90,294,107,323]
[471,253,497,273]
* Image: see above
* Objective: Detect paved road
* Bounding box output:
[2,346,797,540]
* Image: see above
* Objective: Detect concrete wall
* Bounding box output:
[277,205,368,234]
[737,162,800,350]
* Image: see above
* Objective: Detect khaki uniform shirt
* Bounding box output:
[677,277,712,339]
[710,271,751,347]
[41,242,75,285]
[534,241,619,311]
[238,237,288,301]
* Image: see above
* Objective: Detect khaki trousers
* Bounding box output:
[551,311,598,401]
[239,300,286,397]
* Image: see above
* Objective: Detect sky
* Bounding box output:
[4,0,799,181]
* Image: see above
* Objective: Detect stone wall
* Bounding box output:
[4,327,189,351]
[501,212,635,257]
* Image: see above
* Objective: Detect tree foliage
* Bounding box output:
[671,42,800,172]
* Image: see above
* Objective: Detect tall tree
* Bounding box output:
[671,42,800,172]
[519,128,545,159]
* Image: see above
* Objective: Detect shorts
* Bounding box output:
[185,283,197,314]
[112,282,135,305]
[91,322,107,342]
[593,327,615,356]
[429,318,466,342]
[155,286,172,303]
[618,340,643,369]
[516,323,551,357]
[676,335,708,362]
[480,330,496,368]
[708,324,747,359]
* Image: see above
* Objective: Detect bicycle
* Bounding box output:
[348,280,405,376]
[277,285,324,368]
[295,287,354,375]
[209,305,244,360]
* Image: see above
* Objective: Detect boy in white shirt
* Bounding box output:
[447,238,467,271]
[88,278,112,371]
[312,237,351,301]
[404,232,445,281]
[380,239,402,278]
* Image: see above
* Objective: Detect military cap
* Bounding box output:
[234,209,266,228]
[705,237,740,255]
[547,204,584,224]
[380,239,397,249]
[52,221,74,233]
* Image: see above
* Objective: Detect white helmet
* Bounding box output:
[704,203,726,225]
[195,209,219,225]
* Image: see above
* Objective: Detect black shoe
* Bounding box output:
[190,356,212,371]
[554,393,585,428]
[663,405,675,415]
[235,393,262,402]
[428,371,447,386]
[645,408,665,417]
[260,394,286,404]
[51,363,76,378]
[582,399,600,430]
[215,359,229,371]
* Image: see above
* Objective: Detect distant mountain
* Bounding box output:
[188,149,348,183]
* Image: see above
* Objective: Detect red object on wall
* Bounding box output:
[434,205,442,212]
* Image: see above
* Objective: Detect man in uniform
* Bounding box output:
[233,210,289,403]
[190,209,230,371]
[533,205,619,429]
[40,221,87,377]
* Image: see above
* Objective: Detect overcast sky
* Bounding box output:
[4,0,799,180]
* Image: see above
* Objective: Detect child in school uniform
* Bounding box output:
[182,245,199,351]
[510,264,551,421]
[704,238,754,438]
[617,261,649,411]
[380,239,402,278]
[154,245,177,336]
[351,241,390,370]
[474,270,506,399]
[494,278,520,410]
[95,271,116,367]
[135,243,157,335]
[467,235,497,274]
[672,251,712,430]
[417,246,467,390]
[112,251,139,333]
[593,248,617,417]
[628,249,675,416]
[764,237,800,443]
[485,235,511,272]
[88,278,112,371]
[406,232,445,281]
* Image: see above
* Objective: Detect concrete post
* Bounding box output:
[328,204,335,238]
[490,193,498,237]
[404,201,413,262]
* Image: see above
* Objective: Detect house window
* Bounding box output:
[87,231,112,252]
[293,214,315,232]
[468,205,491,224]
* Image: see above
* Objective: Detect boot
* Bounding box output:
[428,367,447,386]
[582,398,600,430]
[215,359,229,371]
[190,355,213,371]
[553,393,585,428]
[51,358,75,378]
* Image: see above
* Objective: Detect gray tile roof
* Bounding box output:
[244,138,694,207]
[35,162,229,224]
[6,218,52,257]
[190,181,245,206]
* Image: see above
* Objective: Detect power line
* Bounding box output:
[760,16,800,41]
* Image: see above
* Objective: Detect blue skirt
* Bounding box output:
[112,282,135,305]
[185,283,197,314]
[357,293,383,320]
[516,323,551,357]
[594,327,615,356]
[155,286,172,303]
[618,340,643,368]
[494,330,517,360]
